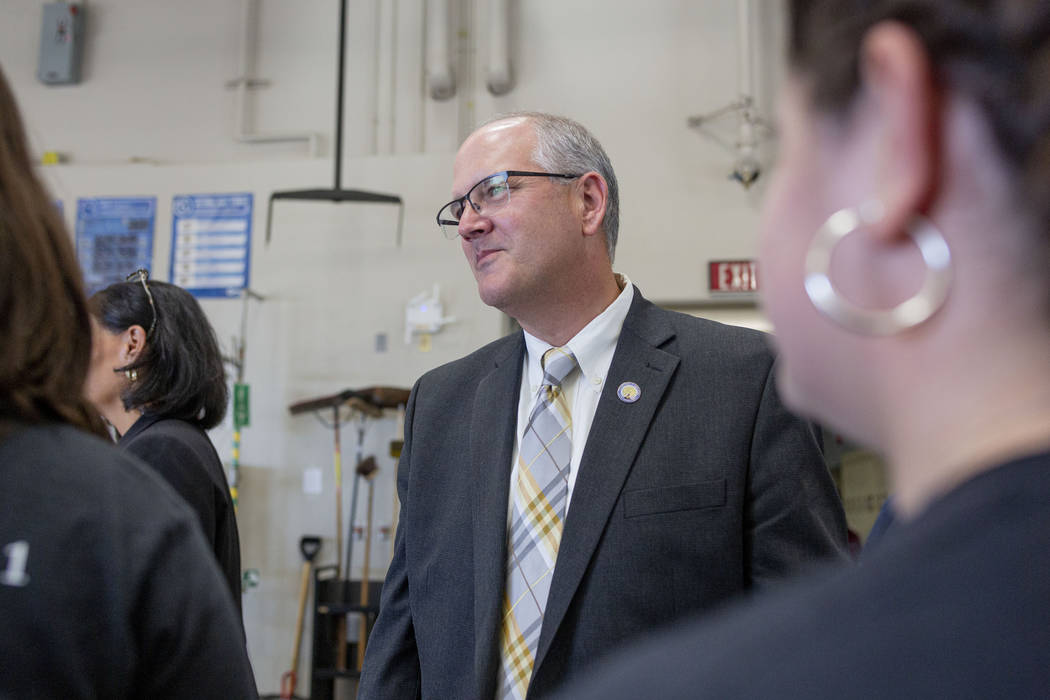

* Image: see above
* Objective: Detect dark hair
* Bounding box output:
[788,0,1050,240]
[90,280,228,430]
[0,64,105,438]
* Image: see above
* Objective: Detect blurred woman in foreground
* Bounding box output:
[558,0,1050,696]
[0,62,257,698]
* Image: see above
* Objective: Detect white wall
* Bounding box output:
[2,0,788,694]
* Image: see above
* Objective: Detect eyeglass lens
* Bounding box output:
[439,172,512,236]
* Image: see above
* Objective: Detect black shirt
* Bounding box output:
[557,451,1050,699]
[119,414,243,617]
[0,423,257,699]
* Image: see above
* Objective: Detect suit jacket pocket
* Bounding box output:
[623,478,726,518]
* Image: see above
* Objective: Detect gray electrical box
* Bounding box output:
[38,3,85,85]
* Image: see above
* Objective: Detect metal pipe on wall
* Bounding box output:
[486,0,512,95]
[425,0,455,100]
[457,0,478,142]
[397,0,427,153]
[737,0,753,100]
[375,0,398,154]
[734,0,758,177]
[233,0,320,155]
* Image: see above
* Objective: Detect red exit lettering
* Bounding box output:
[709,260,759,293]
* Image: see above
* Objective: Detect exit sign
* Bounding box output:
[709,260,759,293]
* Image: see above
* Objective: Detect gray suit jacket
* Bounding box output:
[359,288,848,700]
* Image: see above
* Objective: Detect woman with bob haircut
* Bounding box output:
[0,63,257,698]
[557,0,1050,697]
[85,275,243,615]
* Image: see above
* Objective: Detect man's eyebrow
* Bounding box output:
[449,177,475,200]
[451,172,488,200]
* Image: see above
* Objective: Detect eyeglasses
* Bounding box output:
[126,268,157,337]
[435,170,580,239]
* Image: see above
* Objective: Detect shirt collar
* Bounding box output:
[523,275,634,390]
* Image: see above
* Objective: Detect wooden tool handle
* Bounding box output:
[290,561,311,675]
[357,477,377,671]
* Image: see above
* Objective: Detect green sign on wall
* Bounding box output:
[234,383,250,428]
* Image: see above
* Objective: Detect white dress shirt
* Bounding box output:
[509,276,635,519]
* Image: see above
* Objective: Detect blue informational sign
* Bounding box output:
[170,193,252,298]
[76,197,156,295]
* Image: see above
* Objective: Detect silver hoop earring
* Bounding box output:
[124,369,138,382]
[804,204,952,336]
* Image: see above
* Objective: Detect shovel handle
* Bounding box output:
[289,561,311,674]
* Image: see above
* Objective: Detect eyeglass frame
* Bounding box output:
[125,268,158,337]
[435,170,581,239]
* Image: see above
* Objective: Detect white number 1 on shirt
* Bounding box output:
[1,540,30,587]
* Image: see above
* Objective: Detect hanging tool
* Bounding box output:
[288,387,411,417]
[389,402,406,562]
[287,385,410,672]
[337,412,379,673]
[344,426,378,575]
[356,457,379,671]
[288,392,386,576]
[279,535,322,700]
[288,387,409,572]
[265,0,403,246]
[333,403,344,578]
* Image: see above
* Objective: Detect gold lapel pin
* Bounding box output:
[617,382,641,403]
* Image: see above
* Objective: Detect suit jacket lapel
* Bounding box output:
[534,292,680,672]
[472,335,525,700]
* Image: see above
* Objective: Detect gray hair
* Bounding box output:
[481,111,620,262]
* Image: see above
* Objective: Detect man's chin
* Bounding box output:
[475,278,518,314]
[477,285,508,310]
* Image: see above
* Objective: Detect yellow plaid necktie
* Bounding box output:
[497,347,577,700]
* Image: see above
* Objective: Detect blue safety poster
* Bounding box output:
[76,196,156,295]
[170,193,252,298]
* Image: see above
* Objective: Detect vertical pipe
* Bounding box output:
[457,0,477,142]
[395,0,426,153]
[389,2,399,153]
[486,0,512,95]
[737,0,753,100]
[425,0,455,99]
[736,0,757,170]
[235,0,256,136]
[234,0,319,154]
[375,0,397,154]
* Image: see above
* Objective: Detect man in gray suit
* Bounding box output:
[358,112,847,700]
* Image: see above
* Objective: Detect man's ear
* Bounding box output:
[576,171,609,238]
[121,325,148,364]
[860,21,940,242]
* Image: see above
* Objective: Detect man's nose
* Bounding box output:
[457,202,490,239]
